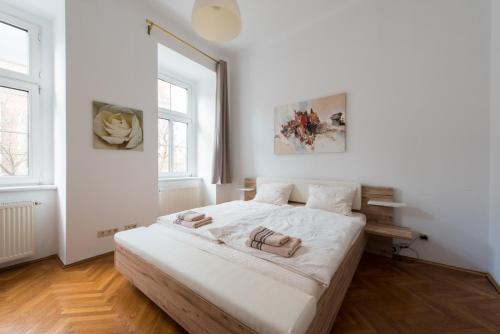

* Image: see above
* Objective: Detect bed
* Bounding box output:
[114,178,388,334]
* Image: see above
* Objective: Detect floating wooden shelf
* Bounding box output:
[367,200,407,208]
[365,222,413,240]
[236,188,256,192]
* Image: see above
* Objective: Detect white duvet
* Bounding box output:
[157,200,278,241]
[208,205,364,286]
[158,201,365,286]
[158,201,365,287]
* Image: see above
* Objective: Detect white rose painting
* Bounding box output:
[93,101,144,151]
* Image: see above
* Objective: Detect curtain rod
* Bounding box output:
[146,19,219,64]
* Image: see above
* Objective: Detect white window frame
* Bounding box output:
[0,10,41,185]
[158,74,196,179]
[0,11,40,84]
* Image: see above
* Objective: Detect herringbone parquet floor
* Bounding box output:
[0,253,498,334]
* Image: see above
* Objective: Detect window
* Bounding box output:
[0,11,40,184]
[158,76,193,178]
[0,21,29,74]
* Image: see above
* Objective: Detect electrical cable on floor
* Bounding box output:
[394,235,420,260]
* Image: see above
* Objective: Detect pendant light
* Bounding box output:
[192,0,241,42]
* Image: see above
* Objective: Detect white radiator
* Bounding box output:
[159,186,201,216]
[0,201,37,264]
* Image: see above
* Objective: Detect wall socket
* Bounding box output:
[124,224,138,230]
[97,228,119,238]
[419,233,429,241]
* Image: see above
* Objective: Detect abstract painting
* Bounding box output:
[274,93,346,154]
[93,101,144,151]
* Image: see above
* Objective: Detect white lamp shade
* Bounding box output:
[192,0,241,42]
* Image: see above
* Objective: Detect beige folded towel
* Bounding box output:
[177,210,205,222]
[246,237,302,258]
[249,226,290,246]
[174,216,212,229]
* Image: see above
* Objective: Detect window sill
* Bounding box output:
[159,176,202,182]
[159,177,202,190]
[0,185,57,193]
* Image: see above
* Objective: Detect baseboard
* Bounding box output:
[58,251,114,269]
[0,254,58,273]
[393,254,499,294]
[394,254,487,276]
[486,274,500,294]
[0,251,115,272]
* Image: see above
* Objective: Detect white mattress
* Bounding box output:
[115,227,316,334]
[149,222,326,300]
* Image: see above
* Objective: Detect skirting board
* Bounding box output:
[395,254,500,295]
[0,252,116,272]
[56,251,115,269]
[487,274,500,294]
[0,254,58,273]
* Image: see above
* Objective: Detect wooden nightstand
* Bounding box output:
[365,222,413,240]
[362,188,412,257]
[242,178,257,201]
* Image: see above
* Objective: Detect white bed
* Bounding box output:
[114,178,368,334]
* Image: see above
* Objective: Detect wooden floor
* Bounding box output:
[0,253,499,334]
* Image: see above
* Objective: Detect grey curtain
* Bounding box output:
[211,60,231,184]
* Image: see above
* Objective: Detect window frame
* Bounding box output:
[0,10,41,185]
[0,11,40,83]
[158,74,195,179]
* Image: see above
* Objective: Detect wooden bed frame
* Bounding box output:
[115,181,393,334]
[115,233,365,334]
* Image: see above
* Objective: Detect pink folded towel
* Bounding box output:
[246,237,302,258]
[174,216,212,229]
[249,226,290,246]
[177,210,205,222]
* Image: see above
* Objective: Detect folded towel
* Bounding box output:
[249,226,290,246]
[174,216,212,229]
[246,237,302,258]
[177,210,205,222]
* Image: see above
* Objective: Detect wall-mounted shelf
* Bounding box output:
[365,222,413,240]
[368,200,406,208]
[236,188,256,192]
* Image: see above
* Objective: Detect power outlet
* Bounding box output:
[124,224,138,230]
[419,234,429,241]
[97,228,119,238]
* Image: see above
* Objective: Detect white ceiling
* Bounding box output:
[144,0,349,50]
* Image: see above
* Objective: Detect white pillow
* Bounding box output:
[305,184,357,216]
[253,183,294,206]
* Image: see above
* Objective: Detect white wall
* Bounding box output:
[230,0,492,271]
[490,0,500,281]
[196,73,217,205]
[63,0,227,264]
[52,0,66,263]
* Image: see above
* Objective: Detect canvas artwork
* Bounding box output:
[93,101,144,151]
[274,93,346,154]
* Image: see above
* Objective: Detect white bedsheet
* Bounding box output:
[115,227,316,334]
[208,205,365,286]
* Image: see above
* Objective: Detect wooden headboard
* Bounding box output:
[244,177,395,256]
